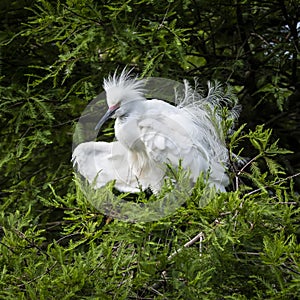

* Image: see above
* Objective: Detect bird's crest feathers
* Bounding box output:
[103,68,146,107]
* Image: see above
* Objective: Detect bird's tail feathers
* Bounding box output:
[177,79,240,137]
[175,80,241,165]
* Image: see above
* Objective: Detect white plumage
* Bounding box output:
[72,69,239,193]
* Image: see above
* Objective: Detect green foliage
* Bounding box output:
[1,0,300,299]
[1,166,299,299]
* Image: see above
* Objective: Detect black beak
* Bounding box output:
[95,106,118,131]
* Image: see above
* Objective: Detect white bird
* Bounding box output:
[72,69,239,193]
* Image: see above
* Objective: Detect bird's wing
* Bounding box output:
[136,100,229,191]
[137,101,210,177]
[72,141,141,192]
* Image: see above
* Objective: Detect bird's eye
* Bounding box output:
[115,108,128,120]
[119,113,128,120]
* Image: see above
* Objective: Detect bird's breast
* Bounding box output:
[115,117,145,151]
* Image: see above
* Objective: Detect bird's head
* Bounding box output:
[95,69,145,131]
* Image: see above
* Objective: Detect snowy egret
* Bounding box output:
[72,69,239,193]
